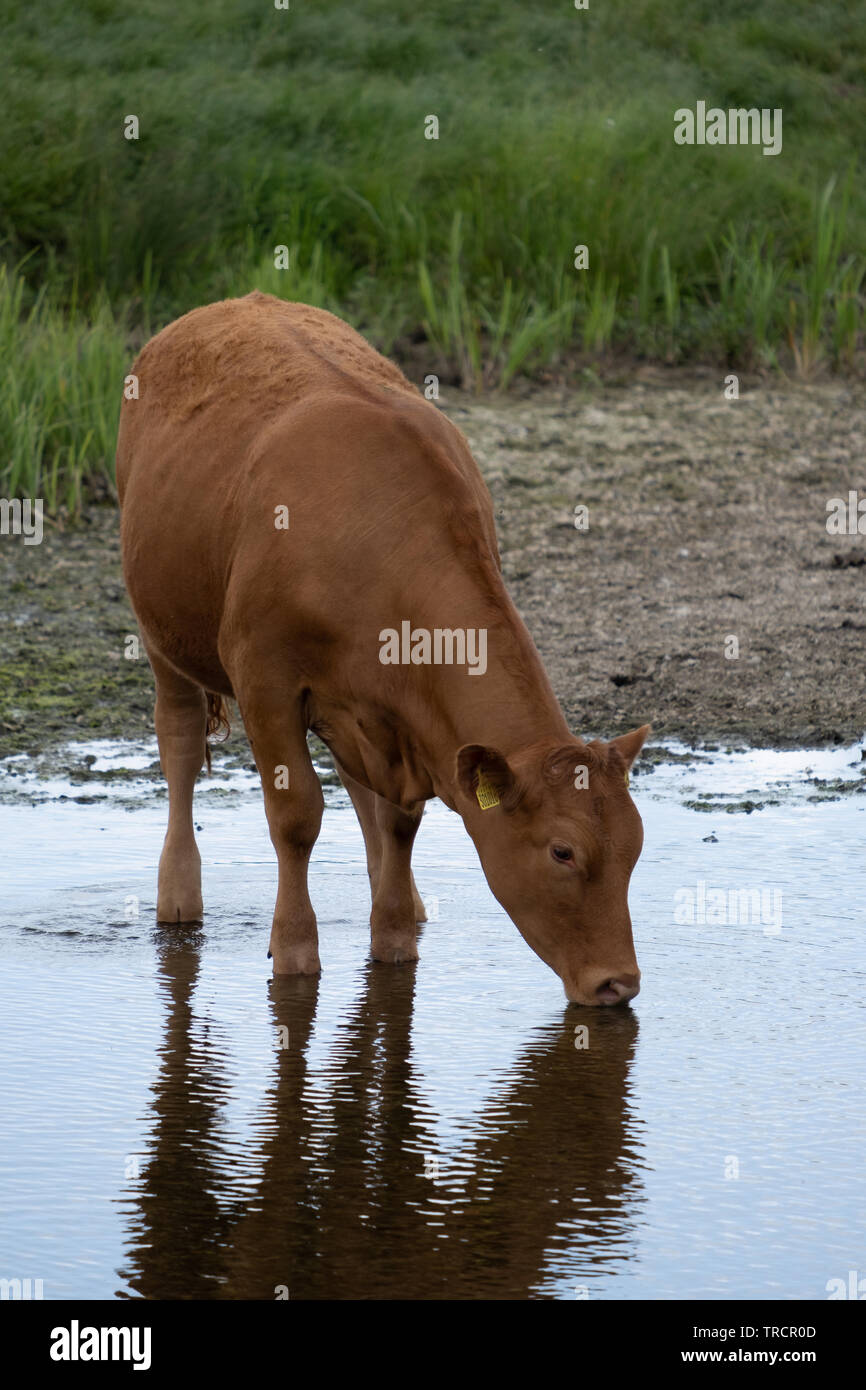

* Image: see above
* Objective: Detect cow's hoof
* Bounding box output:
[156,896,203,924]
[371,941,419,965]
[269,946,322,976]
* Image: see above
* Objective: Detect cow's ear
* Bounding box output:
[456,744,516,809]
[609,724,651,770]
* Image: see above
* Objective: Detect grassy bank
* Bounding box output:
[1,0,865,508]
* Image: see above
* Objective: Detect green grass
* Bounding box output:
[1,0,865,507]
[0,264,128,513]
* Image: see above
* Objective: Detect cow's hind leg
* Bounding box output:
[336,762,427,965]
[151,651,207,923]
[240,687,323,975]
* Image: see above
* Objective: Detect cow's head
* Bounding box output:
[456,725,650,1005]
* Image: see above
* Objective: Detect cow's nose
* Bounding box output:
[595,973,640,1006]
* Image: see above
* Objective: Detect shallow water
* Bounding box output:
[1,740,864,1300]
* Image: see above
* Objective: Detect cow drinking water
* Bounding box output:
[116,293,649,1005]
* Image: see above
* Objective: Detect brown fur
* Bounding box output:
[117,294,649,1004]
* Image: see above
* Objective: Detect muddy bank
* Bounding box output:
[459,368,866,750]
[1,370,864,778]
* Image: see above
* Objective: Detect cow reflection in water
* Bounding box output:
[117,929,642,1300]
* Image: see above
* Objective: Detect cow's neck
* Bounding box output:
[383,601,571,811]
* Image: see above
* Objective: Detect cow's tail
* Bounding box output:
[205,692,231,773]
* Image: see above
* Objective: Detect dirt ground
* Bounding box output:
[1,368,864,779]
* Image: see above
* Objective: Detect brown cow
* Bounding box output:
[116,293,650,1005]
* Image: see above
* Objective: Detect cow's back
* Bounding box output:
[117,292,419,487]
[116,294,500,694]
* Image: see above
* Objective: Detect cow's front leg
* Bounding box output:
[242,691,323,975]
[336,762,426,963]
[369,795,425,964]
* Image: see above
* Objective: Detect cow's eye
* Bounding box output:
[550,843,574,864]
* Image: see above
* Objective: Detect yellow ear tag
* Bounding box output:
[624,769,630,789]
[475,772,501,810]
